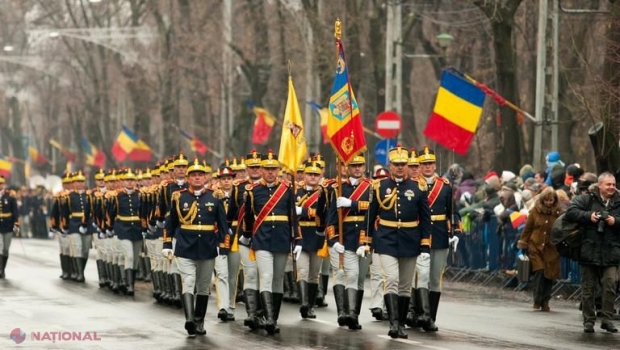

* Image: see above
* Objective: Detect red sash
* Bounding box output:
[427,178,444,208]
[302,191,320,208]
[252,183,289,235]
[342,180,371,218]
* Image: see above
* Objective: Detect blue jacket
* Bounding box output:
[326,178,372,251]
[0,190,19,233]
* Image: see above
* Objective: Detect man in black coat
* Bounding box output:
[565,172,620,333]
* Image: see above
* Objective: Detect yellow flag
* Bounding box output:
[278,76,308,172]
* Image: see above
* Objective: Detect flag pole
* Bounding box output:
[334,18,344,269]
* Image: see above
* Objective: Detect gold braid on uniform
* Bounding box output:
[375,183,398,212]
[417,175,428,191]
[173,191,198,225]
[296,193,309,207]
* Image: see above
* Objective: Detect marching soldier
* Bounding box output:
[411,146,460,331]
[0,175,19,278]
[91,169,108,288]
[51,172,73,280]
[142,167,163,301]
[104,170,124,293]
[240,150,301,335]
[229,150,264,330]
[157,154,190,307]
[213,165,238,322]
[368,167,390,321]
[60,171,92,283]
[325,154,372,330]
[295,161,323,319]
[313,153,333,308]
[162,158,231,337]
[365,145,431,339]
[107,169,143,296]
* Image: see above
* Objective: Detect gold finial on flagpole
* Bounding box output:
[288,59,292,77]
[334,18,342,40]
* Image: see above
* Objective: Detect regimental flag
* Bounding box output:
[179,129,209,156]
[28,146,48,165]
[278,76,308,171]
[0,155,12,178]
[308,101,329,144]
[128,140,153,162]
[327,40,367,164]
[509,211,527,230]
[49,139,77,162]
[251,106,276,145]
[423,70,486,155]
[81,138,106,168]
[111,125,138,162]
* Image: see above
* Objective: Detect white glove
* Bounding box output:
[228,228,233,236]
[316,231,325,237]
[142,231,147,239]
[449,236,459,251]
[333,242,345,254]
[295,206,303,216]
[293,245,303,260]
[162,248,174,258]
[92,222,98,230]
[98,231,106,239]
[156,220,165,229]
[356,246,367,258]
[48,230,56,239]
[148,224,157,233]
[13,225,20,235]
[79,226,88,234]
[61,229,69,236]
[106,229,114,238]
[419,252,430,261]
[336,197,352,208]
[239,235,251,246]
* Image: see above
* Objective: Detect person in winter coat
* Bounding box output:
[517,187,561,311]
[565,172,620,333]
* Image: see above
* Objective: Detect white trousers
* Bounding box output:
[176,257,215,295]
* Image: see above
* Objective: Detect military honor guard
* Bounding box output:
[409,146,460,332]
[162,158,231,337]
[294,161,323,319]
[313,153,334,308]
[60,171,92,283]
[368,167,390,321]
[0,175,19,278]
[51,172,73,280]
[241,150,301,335]
[365,145,432,339]
[91,169,108,287]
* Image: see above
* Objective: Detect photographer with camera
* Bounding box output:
[565,172,620,333]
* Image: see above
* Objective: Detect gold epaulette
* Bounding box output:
[160,179,171,187]
[441,177,451,185]
[171,189,184,202]
[212,188,225,200]
[245,183,254,191]
[104,190,117,199]
[296,180,305,187]
[417,176,428,191]
[321,178,335,186]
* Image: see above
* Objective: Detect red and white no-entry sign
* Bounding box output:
[375,111,402,139]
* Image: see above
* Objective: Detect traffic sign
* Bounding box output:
[374,138,398,166]
[375,111,402,139]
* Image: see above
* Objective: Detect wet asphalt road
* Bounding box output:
[0,238,618,350]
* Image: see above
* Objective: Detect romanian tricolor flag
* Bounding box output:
[179,129,208,156]
[49,139,77,162]
[128,140,153,162]
[0,155,12,178]
[81,138,106,168]
[308,101,329,144]
[278,76,308,172]
[28,146,48,165]
[251,107,276,145]
[509,211,527,230]
[423,70,486,155]
[327,39,366,164]
[111,125,152,162]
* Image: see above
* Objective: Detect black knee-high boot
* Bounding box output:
[384,293,399,339]
[182,293,196,336]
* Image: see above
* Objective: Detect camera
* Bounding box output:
[597,211,609,233]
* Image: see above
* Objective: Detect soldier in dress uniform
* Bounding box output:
[106,168,143,296]
[155,161,174,303]
[365,145,432,339]
[0,175,19,278]
[241,150,301,335]
[294,160,324,319]
[231,150,264,330]
[104,170,125,293]
[412,146,460,331]
[51,172,73,280]
[282,165,300,304]
[313,153,332,308]
[231,156,247,181]
[368,167,390,321]
[156,154,190,307]
[213,165,238,322]
[144,165,164,301]
[91,169,108,288]
[324,155,371,330]
[60,171,92,283]
[162,158,231,337]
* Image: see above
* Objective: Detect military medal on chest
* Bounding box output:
[404,189,415,201]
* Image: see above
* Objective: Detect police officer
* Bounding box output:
[414,146,460,331]
[365,145,431,339]
[61,171,92,283]
[230,150,264,330]
[325,154,372,330]
[241,150,301,335]
[0,175,19,278]
[295,160,323,319]
[163,158,231,337]
[51,172,73,280]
